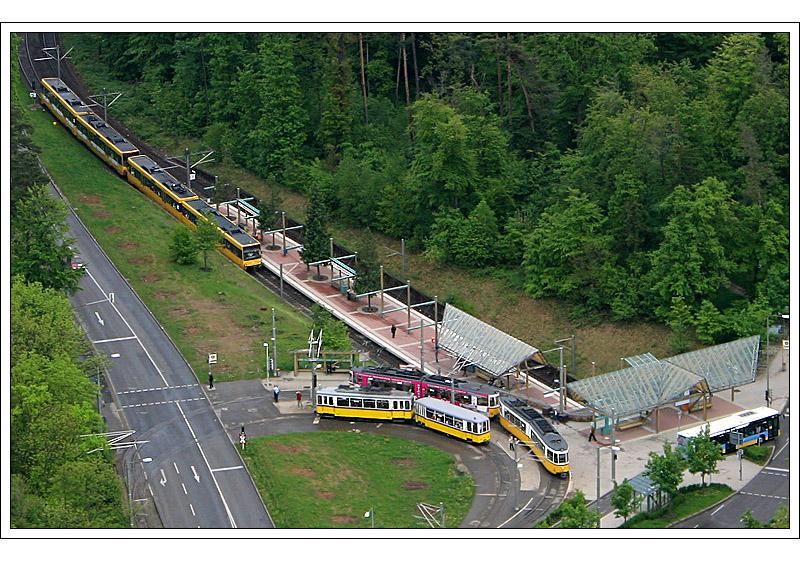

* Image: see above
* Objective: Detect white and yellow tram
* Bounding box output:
[414,397,491,444]
[500,396,569,477]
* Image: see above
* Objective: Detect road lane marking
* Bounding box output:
[159,469,167,487]
[92,336,137,344]
[121,397,204,408]
[83,298,111,306]
[211,466,244,473]
[173,462,180,475]
[117,383,198,395]
[710,504,725,516]
[740,491,789,500]
[84,269,169,386]
[182,483,188,495]
[94,311,105,326]
[192,466,200,483]
[174,401,237,528]
[190,504,195,517]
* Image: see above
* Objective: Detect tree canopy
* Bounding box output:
[66,31,789,341]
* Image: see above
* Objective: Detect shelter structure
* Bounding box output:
[567,335,761,432]
[628,472,668,513]
[437,305,547,386]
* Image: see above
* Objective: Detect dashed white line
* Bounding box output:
[121,397,204,409]
[710,504,725,516]
[182,483,188,495]
[190,504,195,517]
[173,462,180,475]
[740,491,789,500]
[117,384,198,395]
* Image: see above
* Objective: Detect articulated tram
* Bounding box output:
[351,366,501,417]
[38,77,261,270]
[499,396,570,477]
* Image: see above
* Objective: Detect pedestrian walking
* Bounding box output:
[296,390,303,407]
[509,436,516,452]
[434,342,440,363]
[390,324,397,339]
[273,384,280,402]
[588,425,597,442]
[208,371,214,390]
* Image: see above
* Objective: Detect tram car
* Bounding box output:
[351,366,501,417]
[316,385,414,421]
[40,77,139,175]
[499,396,569,477]
[414,397,491,444]
[38,77,261,271]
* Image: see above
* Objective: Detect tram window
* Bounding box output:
[477,396,488,406]
[404,401,410,410]
[490,396,499,406]
[393,401,398,409]
[350,398,362,408]
[363,399,376,409]
[377,400,389,409]
[337,397,349,407]
[444,415,454,427]
[427,388,438,398]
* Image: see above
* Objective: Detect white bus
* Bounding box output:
[677,407,781,454]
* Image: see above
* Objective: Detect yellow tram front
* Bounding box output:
[499,397,569,477]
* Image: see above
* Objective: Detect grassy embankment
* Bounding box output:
[64,33,676,378]
[242,431,473,527]
[621,483,733,528]
[743,444,772,465]
[12,72,311,381]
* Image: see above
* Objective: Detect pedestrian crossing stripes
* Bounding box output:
[121,397,204,408]
[117,383,199,395]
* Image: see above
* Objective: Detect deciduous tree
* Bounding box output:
[684,424,724,486]
[644,442,687,499]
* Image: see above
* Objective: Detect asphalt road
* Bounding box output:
[675,411,790,528]
[55,183,274,528]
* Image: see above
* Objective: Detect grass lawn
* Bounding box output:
[621,483,734,528]
[12,72,312,381]
[60,34,679,378]
[243,431,474,528]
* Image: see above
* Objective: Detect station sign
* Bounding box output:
[208,353,218,365]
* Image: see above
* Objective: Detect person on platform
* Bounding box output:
[296,390,303,407]
[273,384,280,402]
[391,324,397,338]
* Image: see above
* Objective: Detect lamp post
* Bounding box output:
[765,314,771,406]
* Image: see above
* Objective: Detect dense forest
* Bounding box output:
[70,32,789,343]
